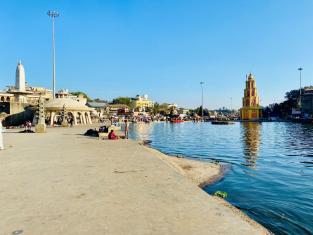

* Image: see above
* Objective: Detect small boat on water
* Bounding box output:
[170,114,186,123]
[170,118,185,123]
[211,121,235,125]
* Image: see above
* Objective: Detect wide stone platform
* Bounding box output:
[0,125,269,235]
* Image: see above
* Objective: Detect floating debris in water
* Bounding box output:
[213,191,228,199]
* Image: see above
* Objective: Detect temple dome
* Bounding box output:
[45,98,92,111]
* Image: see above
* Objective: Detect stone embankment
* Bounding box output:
[0,125,270,235]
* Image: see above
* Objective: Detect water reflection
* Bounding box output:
[129,122,153,140]
[241,122,261,168]
[129,122,313,234]
[284,123,313,168]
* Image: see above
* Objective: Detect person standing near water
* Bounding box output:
[124,119,129,139]
[0,118,4,150]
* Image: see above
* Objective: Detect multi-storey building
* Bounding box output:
[132,94,154,112]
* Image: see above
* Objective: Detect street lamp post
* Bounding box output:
[230,97,233,111]
[47,10,59,99]
[298,67,303,109]
[200,82,204,119]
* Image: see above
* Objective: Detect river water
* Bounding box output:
[129,121,313,235]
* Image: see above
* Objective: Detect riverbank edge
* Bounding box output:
[140,142,226,187]
[139,142,271,235]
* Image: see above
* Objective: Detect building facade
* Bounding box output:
[106,104,130,116]
[240,73,262,120]
[132,94,154,112]
[301,88,313,117]
[45,97,93,126]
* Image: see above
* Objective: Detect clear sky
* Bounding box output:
[1,0,313,109]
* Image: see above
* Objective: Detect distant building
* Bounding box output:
[167,103,177,110]
[106,104,130,116]
[56,89,87,104]
[0,61,52,114]
[154,103,177,116]
[87,101,108,118]
[49,89,95,125]
[0,61,95,126]
[240,73,262,120]
[178,108,190,115]
[87,101,108,109]
[132,94,154,112]
[301,88,313,117]
[45,97,93,126]
[55,89,71,99]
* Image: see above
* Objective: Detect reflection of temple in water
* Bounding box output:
[241,122,261,168]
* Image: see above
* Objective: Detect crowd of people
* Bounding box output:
[0,116,131,149]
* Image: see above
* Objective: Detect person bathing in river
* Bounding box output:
[108,130,119,140]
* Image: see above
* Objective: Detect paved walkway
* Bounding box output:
[0,126,269,235]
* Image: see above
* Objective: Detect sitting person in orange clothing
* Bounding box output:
[108,130,119,140]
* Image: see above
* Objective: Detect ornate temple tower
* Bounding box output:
[15,60,26,92]
[240,73,262,120]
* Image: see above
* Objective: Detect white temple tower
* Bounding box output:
[15,60,26,92]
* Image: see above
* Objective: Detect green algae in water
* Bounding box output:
[213,191,228,198]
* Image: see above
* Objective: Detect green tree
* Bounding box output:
[152,102,160,115]
[159,103,171,115]
[285,89,302,102]
[70,91,92,102]
[112,97,133,108]
[264,88,306,119]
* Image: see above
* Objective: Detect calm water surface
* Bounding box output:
[129,122,313,235]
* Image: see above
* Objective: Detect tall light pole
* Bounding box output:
[200,82,204,119]
[230,97,233,111]
[298,67,303,109]
[47,10,59,99]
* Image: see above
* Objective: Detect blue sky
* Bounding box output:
[0,0,313,109]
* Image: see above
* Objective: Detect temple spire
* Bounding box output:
[240,73,262,120]
[15,60,26,92]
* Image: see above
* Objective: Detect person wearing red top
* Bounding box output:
[108,130,118,140]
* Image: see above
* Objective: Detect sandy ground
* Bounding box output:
[0,125,270,235]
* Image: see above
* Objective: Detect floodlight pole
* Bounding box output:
[47,10,59,99]
[298,67,303,109]
[230,97,233,111]
[200,82,204,119]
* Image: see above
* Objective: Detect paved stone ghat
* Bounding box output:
[0,125,270,235]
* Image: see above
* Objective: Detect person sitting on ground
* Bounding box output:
[108,130,118,140]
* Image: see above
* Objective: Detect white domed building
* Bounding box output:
[45,92,93,126]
